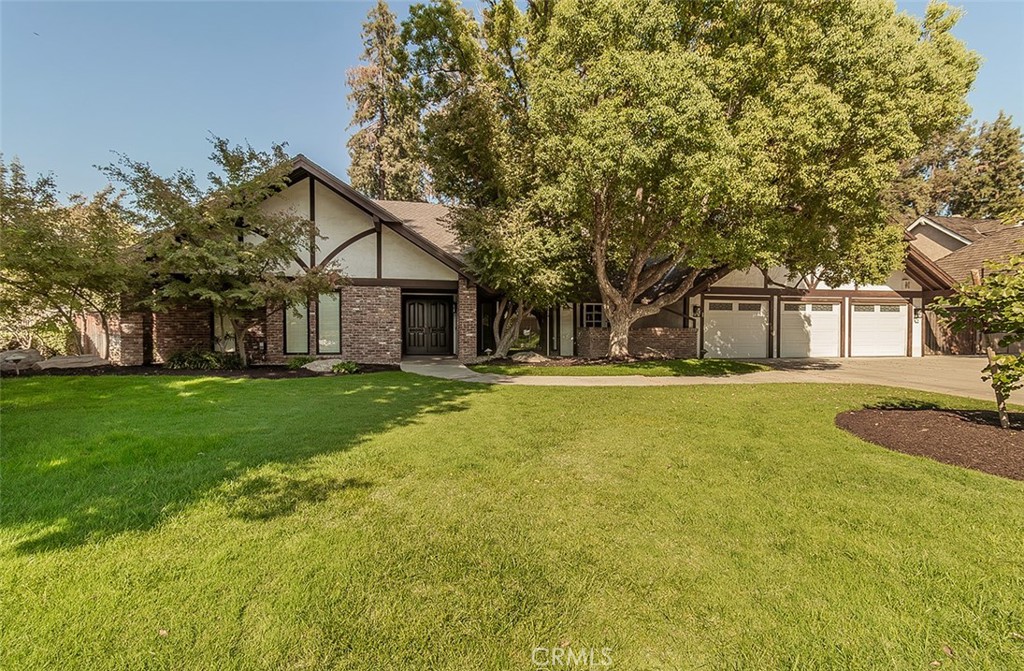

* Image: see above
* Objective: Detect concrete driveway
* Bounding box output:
[400,355,998,402]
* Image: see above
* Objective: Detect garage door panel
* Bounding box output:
[850,303,907,356]
[704,300,768,358]
[780,302,840,358]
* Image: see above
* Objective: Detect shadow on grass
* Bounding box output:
[1,373,484,554]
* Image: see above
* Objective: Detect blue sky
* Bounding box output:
[2,1,1022,197]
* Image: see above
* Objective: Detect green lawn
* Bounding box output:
[2,374,1022,670]
[470,357,771,376]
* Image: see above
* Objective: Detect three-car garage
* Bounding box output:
[701,296,916,359]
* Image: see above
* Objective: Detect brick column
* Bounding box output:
[457,279,477,361]
[265,303,285,364]
[341,285,402,363]
[110,312,145,366]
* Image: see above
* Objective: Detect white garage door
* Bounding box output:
[850,303,907,356]
[703,300,768,358]
[780,302,841,357]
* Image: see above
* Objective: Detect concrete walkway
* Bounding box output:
[399,355,997,401]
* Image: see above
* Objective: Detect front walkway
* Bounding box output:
[399,355,996,402]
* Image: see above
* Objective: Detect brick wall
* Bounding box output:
[151,306,212,363]
[341,285,402,363]
[457,279,478,361]
[576,327,698,359]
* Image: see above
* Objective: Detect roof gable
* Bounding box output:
[937,225,1024,283]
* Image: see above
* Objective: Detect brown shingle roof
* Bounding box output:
[373,200,463,261]
[937,225,1024,282]
[922,215,1008,242]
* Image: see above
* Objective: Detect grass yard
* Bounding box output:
[2,373,1023,670]
[470,357,770,377]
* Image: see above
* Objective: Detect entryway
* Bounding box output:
[403,296,453,356]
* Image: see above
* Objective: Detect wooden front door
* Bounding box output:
[404,298,452,355]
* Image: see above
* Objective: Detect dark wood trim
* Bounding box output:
[572,303,578,356]
[319,228,376,268]
[906,300,914,357]
[840,298,846,357]
[375,219,382,278]
[308,178,317,268]
[698,294,705,357]
[348,278,459,290]
[766,296,773,358]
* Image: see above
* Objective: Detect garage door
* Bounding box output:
[850,303,907,356]
[703,300,768,358]
[780,302,841,357]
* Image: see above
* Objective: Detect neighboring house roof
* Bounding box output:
[911,215,1007,243]
[936,225,1024,283]
[373,200,462,261]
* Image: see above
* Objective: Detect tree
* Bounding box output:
[934,254,1024,429]
[403,0,978,358]
[949,112,1024,222]
[885,123,972,218]
[347,0,426,200]
[103,139,339,367]
[0,157,142,357]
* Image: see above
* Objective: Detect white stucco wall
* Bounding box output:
[256,177,311,276]
[313,181,376,277]
[380,227,458,280]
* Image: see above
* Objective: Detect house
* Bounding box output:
[88,159,1023,365]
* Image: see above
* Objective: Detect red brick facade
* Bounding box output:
[576,327,698,359]
[150,307,211,363]
[457,279,478,362]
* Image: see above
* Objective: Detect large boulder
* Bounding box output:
[32,355,111,370]
[510,351,548,363]
[301,358,348,373]
[0,349,43,372]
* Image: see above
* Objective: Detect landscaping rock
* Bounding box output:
[0,349,43,372]
[301,358,348,373]
[32,355,110,370]
[510,351,548,363]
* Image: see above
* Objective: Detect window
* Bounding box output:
[212,312,236,352]
[284,302,309,354]
[880,304,902,313]
[317,293,341,354]
[738,303,762,312]
[582,303,604,328]
[811,304,834,312]
[853,304,875,312]
[783,303,803,312]
[708,302,733,311]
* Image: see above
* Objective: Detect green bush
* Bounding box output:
[165,348,242,370]
[331,360,360,375]
[287,356,317,370]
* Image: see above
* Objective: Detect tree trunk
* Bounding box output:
[98,312,111,360]
[492,302,529,358]
[607,311,632,359]
[983,335,1010,430]
[231,318,249,368]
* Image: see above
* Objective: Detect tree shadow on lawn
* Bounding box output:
[1,374,485,554]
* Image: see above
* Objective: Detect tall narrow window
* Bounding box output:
[212,312,236,352]
[318,293,341,354]
[284,303,309,354]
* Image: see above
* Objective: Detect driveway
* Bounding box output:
[400,356,997,402]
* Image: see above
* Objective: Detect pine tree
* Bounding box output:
[346,0,425,200]
[950,112,1024,222]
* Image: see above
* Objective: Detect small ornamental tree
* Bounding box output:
[104,139,340,367]
[934,254,1024,429]
[0,157,142,357]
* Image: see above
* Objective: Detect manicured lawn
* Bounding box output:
[2,374,1023,670]
[470,357,771,376]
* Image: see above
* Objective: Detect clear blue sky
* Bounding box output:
[2,0,1022,198]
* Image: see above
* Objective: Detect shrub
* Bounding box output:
[331,360,360,375]
[165,348,242,370]
[287,356,317,370]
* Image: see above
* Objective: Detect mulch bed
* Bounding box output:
[1,364,400,379]
[836,408,1024,481]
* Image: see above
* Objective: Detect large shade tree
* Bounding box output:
[402,0,978,357]
[104,139,339,367]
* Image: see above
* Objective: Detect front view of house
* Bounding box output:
[92,157,1020,366]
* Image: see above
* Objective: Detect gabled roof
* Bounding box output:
[937,225,1024,283]
[289,155,401,224]
[909,215,1007,243]
[374,200,463,262]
